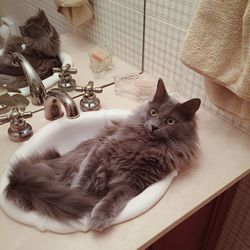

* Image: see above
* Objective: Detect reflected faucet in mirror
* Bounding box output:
[53,64,77,92]
[12,52,47,106]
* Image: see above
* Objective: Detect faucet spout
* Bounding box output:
[44,88,80,120]
[12,52,46,106]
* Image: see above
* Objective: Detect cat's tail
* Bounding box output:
[5,155,97,221]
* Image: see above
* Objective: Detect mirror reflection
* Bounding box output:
[0,0,144,111]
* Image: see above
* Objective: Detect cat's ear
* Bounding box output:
[152,79,168,103]
[38,9,48,23]
[178,98,201,120]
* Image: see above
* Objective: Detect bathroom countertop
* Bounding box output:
[0,33,250,250]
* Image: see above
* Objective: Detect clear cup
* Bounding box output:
[114,73,155,103]
[89,46,113,78]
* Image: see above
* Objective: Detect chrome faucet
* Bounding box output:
[44,88,80,120]
[12,52,46,106]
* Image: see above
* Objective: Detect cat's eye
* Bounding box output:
[167,118,175,125]
[150,109,157,117]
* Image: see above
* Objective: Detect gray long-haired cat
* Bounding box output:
[0,10,61,88]
[5,79,201,230]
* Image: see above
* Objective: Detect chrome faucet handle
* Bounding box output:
[0,107,33,142]
[75,81,103,95]
[53,64,77,92]
[53,64,77,75]
[84,81,103,95]
[76,81,103,112]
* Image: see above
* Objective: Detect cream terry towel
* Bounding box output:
[180,0,250,120]
[55,0,94,26]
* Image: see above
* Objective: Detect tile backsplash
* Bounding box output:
[83,0,143,70]
[142,0,250,135]
[0,0,250,134]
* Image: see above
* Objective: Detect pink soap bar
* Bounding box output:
[91,47,108,62]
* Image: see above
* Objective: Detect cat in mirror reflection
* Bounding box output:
[0,9,61,88]
[5,79,201,230]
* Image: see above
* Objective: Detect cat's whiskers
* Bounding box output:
[130,122,145,127]
[143,123,151,130]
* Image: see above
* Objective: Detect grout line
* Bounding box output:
[110,0,144,14]
[146,14,187,33]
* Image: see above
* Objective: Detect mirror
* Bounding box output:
[0,0,145,105]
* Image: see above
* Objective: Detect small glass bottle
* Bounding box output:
[89,46,113,78]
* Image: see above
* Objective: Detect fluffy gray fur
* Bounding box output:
[5,79,201,230]
[0,10,61,88]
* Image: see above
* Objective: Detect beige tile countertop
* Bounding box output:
[0,33,250,250]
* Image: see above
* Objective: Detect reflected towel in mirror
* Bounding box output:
[55,0,94,26]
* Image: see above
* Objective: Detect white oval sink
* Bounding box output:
[0,109,177,233]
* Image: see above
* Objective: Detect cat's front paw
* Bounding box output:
[90,206,113,231]
[90,213,113,231]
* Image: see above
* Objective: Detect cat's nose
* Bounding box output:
[151,125,159,131]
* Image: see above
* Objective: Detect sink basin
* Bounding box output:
[0,109,177,233]
[0,49,73,96]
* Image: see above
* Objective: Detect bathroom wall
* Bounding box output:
[86,0,250,135]
[1,0,249,134]
[82,1,144,70]
[142,0,250,135]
